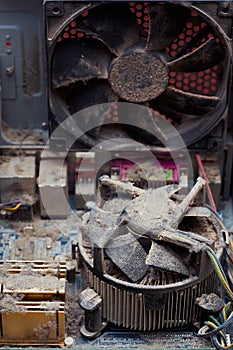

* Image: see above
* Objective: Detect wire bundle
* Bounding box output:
[0,200,29,211]
[205,247,233,300]
[199,247,233,349]
[199,302,233,349]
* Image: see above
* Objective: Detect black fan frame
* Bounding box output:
[45,1,232,152]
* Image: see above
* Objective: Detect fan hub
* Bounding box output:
[109,53,169,102]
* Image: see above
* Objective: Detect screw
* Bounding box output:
[64,337,74,347]
[6,66,14,75]
[41,122,48,130]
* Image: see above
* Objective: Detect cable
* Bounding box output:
[198,248,233,349]
[199,303,233,349]
[199,310,233,338]
[0,200,30,212]
[205,247,229,283]
[213,334,233,350]
[221,303,233,323]
[0,200,20,208]
[204,247,233,299]
[209,315,222,327]
[2,202,23,211]
[195,153,217,212]
[205,320,226,342]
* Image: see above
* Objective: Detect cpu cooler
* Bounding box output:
[77,177,224,336]
[46,1,232,151]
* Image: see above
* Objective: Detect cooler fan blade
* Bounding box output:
[147,4,189,51]
[77,5,140,56]
[105,233,148,282]
[68,80,118,115]
[158,88,219,116]
[146,241,189,276]
[52,39,111,89]
[168,37,224,72]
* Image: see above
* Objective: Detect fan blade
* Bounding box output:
[68,80,118,115]
[156,104,198,121]
[88,208,120,249]
[125,186,178,230]
[105,232,148,282]
[146,241,189,276]
[147,4,189,51]
[77,4,140,56]
[117,103,168,145]
[168,38,224,72]
[150,101,204,121]
[158,88,219,115]
[52,39,111,88]
[68,80,118,136]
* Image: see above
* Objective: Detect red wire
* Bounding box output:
[195,153,217,212]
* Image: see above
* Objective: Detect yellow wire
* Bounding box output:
[2,202,23,211]
[222,306,227,322]
[206,321,219,329]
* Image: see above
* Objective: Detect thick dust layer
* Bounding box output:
[65,286,84,338]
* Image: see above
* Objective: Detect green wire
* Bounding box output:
[209,315,222,327]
